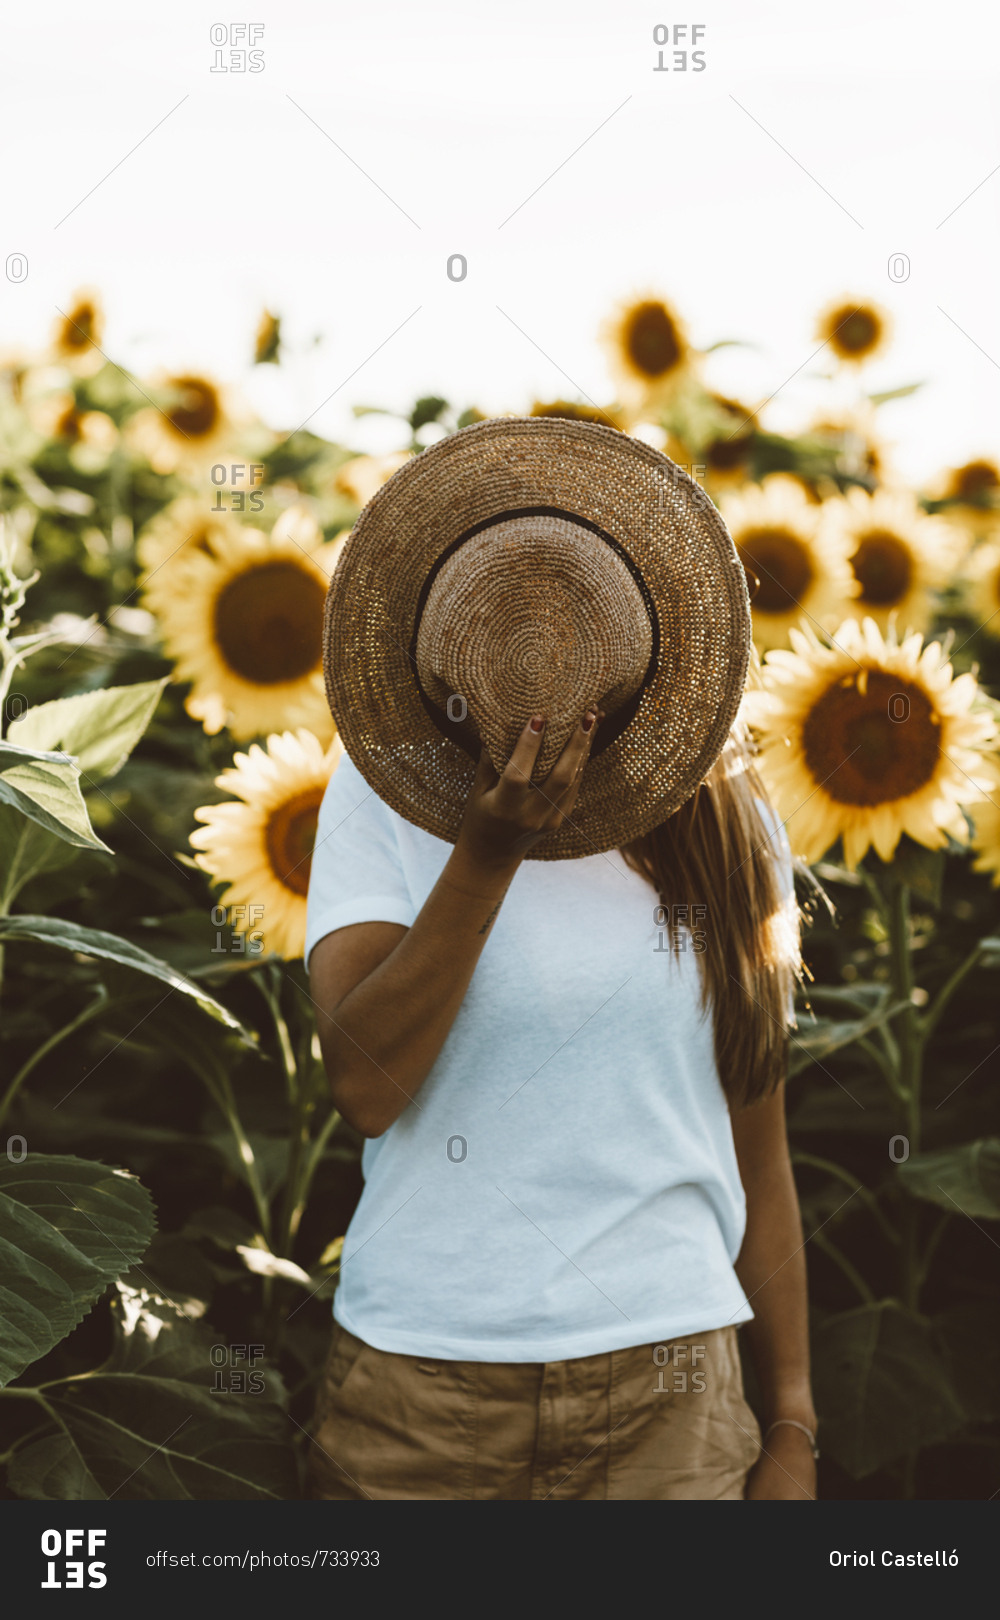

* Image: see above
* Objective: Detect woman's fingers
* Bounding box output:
[458,708,603,863]
[500,714,548,789]
[473,745,500,795]
[542,709,600,809]
[488,707,603,826]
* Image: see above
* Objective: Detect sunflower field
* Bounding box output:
[1,291,998,1502]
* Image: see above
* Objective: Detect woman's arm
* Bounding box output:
[731,1083,818,1500]
[309,710,599,1138]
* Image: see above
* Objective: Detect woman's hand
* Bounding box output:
[745,1425,817,1500]
[457,709,601,867]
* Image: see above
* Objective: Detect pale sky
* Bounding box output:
[3,0,999,483]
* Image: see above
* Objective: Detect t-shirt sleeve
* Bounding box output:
[304,753,417,971]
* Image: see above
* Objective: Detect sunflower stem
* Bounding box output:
[920,941,985,1045]
[886,882,922,1312]
[257,968,297,1106]
[0,987,109,1133]
[288,1105,341,1243]
[883,878,926,1501]
[809,1230,876,1305]
[278,1108,311,1258]
[916,1210,951,1293]
[857,1035,907,1102]
[791,1149,899,1244]
[213,1069,272,1247]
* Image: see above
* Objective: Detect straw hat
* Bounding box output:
[322,416,751,859]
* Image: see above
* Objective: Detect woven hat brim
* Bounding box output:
[322,417,751,859]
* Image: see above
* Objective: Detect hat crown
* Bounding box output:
[415,514,652,776]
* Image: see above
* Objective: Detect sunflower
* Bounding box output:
[28,386,118,453]
[744,617,997,868]
[970,776,1000,885]
[191,729,342,960]
[254,309,281,365]
[719,475,856,650]
[140,502,343,740]
[962,540,1000,635]
[137,495,253,576]
[51,290,104,374]
[601,294,693,412]
[127,372,235,473]
[530,399,622,429]
[928,459,1000,538]
[819,487,964,635]
[816,298,891,365]
[808,406,891,486]
[697,396,758,490]
[334,450,411,508]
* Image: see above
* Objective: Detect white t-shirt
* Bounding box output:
[305,753,793,1362]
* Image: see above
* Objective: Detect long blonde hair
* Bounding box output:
[620,725,800,1109]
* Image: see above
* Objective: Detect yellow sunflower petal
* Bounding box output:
[191,731,343,960]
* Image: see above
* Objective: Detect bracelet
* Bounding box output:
[763,1418,819,1459]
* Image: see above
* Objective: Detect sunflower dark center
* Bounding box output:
[707,430,751,471]
[624,303,682,380]
[737,527,813,613]
[530,400,614,427]
[802,670,939,806]
[56,404,83,442]
[950,460,1000,503]
[190,526,215,555]
[851,529,913,605]
[265,788,323,896]
[213,562,326,684]
[63,304,97,350]
[831,307,880,356]
[167,375,220,439]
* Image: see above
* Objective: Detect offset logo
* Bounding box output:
[209,23,265,72]
[40,1530,107,1589]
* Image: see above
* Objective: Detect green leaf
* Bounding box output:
[787,1074,898,1136]
[6,1433,103,1498]
[0,803,90,909]
[8,1293,296,1501]
[0,915,256,1044]
[409,396,448,431]
[0,756,110,852]
[812,861,863,887]
[0,737,76,770]
[799,983,887,1011]
[208,1131,289,1199]
[867,382,924,405]
[235,1245,313,1286]
[898,1138,1000,1220]
[181,1206,259,1252]
[934,1301,1000,1423]
[811,1301,966,1476]
[875,838,944,905]
[788,999,909,1077]
[8,679,166,783]
[0,1155,155,1387]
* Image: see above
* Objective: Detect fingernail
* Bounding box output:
[582,710,596,732]
[530,715,546,733]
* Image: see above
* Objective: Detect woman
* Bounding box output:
[304,417,818,1501]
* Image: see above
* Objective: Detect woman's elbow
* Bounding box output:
[323,1056,394,1139]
